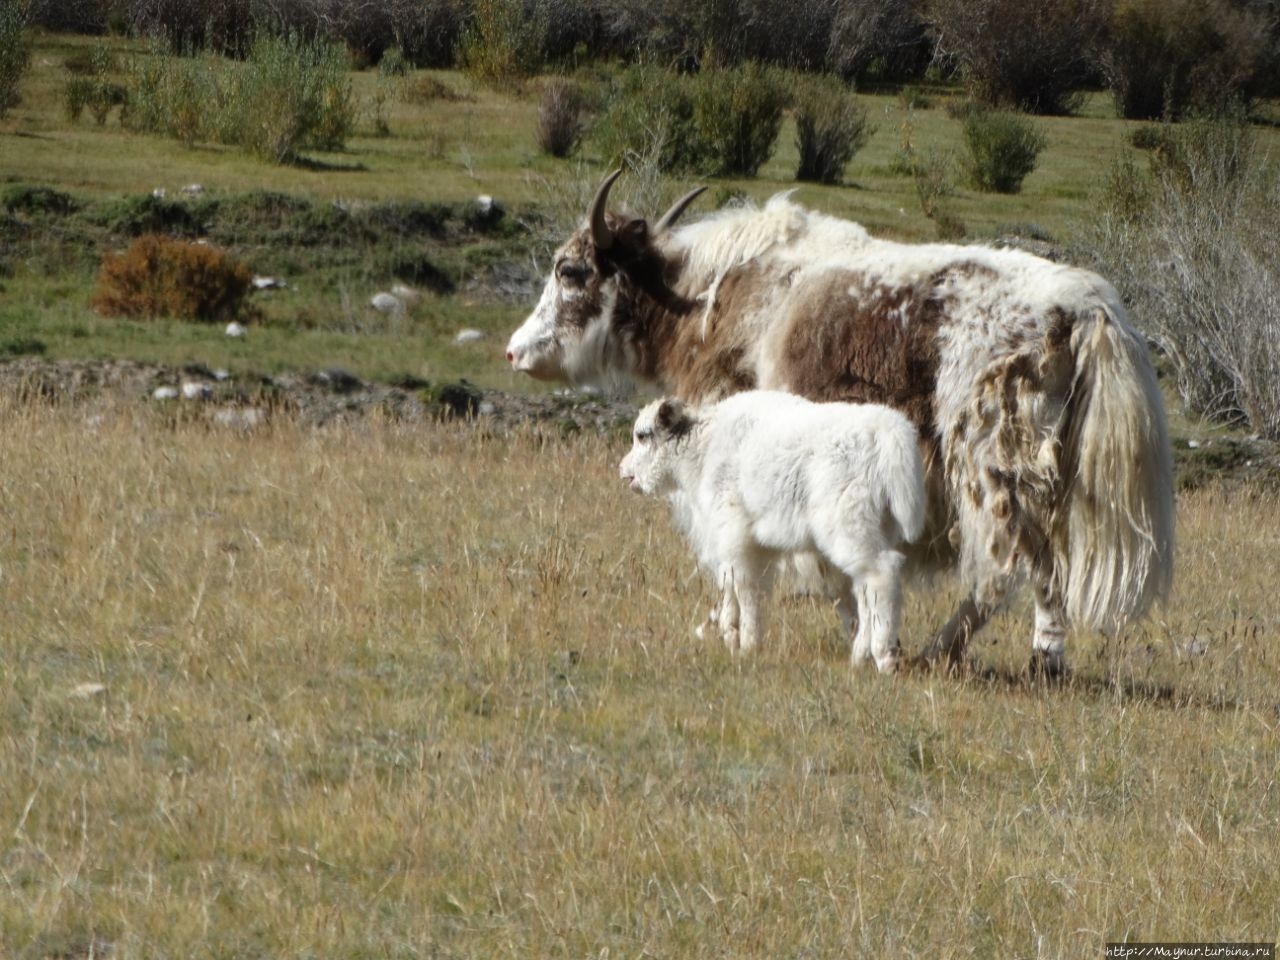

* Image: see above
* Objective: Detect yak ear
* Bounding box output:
[616,217,650,255]
[655,398,693,439]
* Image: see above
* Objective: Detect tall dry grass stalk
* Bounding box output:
[1,396,1278,957]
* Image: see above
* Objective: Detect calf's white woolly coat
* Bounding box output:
[620,391,926,671]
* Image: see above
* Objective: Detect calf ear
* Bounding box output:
[655,398,693,439]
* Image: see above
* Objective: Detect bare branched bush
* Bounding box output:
[827,0,931,82]
[1095,116,1280,438]
[793,74,873,184]
[1101,0,1270,120]
[926,0,1108,114]
[535,77,585,158]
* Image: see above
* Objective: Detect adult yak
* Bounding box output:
[505,170,1175,675]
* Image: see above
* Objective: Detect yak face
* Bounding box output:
[505,227,623,384]
[619,397,696,496]
[505,170,706,386]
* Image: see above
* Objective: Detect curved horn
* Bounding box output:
[589,168,623,251]
[654,186,708,235]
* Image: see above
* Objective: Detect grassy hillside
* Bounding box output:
[7,33,1276,389]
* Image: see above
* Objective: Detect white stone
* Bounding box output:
[181,381,213,401]
[70,682,107,699]
[225,321,247,338]
[153,386,178,401]
[252,275,287,290]
[370,292,404,314]
[454,328,485,344]
[182,183,204,195]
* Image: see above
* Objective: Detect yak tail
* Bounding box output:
[1063,302,1175,634]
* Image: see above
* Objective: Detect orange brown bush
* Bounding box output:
[92,234,253,322]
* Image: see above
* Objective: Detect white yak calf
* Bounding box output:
[619,391,926,673]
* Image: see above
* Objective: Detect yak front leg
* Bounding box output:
[1030,588,1069,681]
[920,594,989,671]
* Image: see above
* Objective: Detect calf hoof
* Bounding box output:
[874,653,902,675]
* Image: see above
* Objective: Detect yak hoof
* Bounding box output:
[1028,649,1068,685]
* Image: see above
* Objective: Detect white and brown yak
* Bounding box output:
[505,170,1175,675]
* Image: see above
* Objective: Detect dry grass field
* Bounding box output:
[1,396,1277,958]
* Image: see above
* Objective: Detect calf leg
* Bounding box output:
[711,568,742,650]
[848,582,874,665]
[854,552,906,674]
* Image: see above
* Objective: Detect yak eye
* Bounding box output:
[556,260,591,287]
[635,428,653,442]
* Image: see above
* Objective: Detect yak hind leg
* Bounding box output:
[919,594,989,672]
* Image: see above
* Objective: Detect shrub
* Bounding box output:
[121,33,357,163]
[92,234,254,322]
[235,32,357,160]
[689,62,788,177]
[1102,0,1269,120]
[1095,114,1280,438]
[378,46,411,77]
[458,0,546,88]
[926,0,1108,115]
[0,0,31,120]
[826,0,932,82]
[591,64,700,174]
[3,185,79,217]
[63,44,127,125]
[535,77,585,158]
[121,0,254,56]
[793,75,873,184]
[961,109,1046,193]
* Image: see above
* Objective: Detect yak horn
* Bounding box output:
[654,186,707,235]
[589,168,623,251]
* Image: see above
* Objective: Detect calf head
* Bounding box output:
[505,169,705,385]
[619,397,696,495]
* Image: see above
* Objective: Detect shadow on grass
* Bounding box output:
[941,658,1265,714]
[292,156,368,173]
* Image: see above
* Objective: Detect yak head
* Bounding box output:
[619,397,697,496]
[505,169,705,385]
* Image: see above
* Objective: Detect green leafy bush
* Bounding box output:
[122,33,357,162]
[0,0,31,119]
[458,0,545,88]
[590,65,700,173]
[793,74,873,184]
[690,62,788,177]
[234,33,357,161]
[92,234,254,322]
[63,44,127,125]
[961,108,1046,193]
